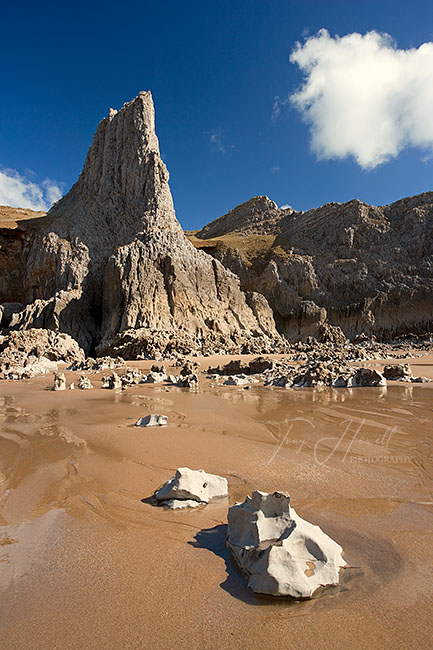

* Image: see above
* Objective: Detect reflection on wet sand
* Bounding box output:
[0,365,433,649]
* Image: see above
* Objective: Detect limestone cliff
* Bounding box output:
[1,92,281,357]
[189,193,433,340]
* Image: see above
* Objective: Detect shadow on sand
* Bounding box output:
[188,524,261,605]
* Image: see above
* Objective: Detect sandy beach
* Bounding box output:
[0,354,432,649]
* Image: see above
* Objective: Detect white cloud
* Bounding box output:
[209,128,235,154]
[271,96,290,122]
[280,204,293,210]
[289,29,433,168]
[271,165,280,173]
[0,168,63,211]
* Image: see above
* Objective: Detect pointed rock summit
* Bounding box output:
[10,92,281,357]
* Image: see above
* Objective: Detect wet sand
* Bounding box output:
[1,354,433,649]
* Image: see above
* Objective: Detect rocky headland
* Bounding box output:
[188,193,433,342]
[1,91,432,368]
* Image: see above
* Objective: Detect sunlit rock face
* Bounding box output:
[191,192,433,341]
[6,92,281,357]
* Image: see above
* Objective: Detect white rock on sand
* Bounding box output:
[226,491,346,599]
[135,414,168,427]
[154,467,228,506]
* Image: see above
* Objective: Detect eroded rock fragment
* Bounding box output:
[135,414,168,427]
[77,375,93,390]
[226,491,346,599]
[154,467,228,506]
[53,372,66,391]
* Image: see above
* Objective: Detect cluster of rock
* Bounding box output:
[99,361,199,390]
[263,361,387,389]
[206,355,385,388]
[67,356,125,372]
[52,371,93,390]
[206,353,431,388]
[151,469,346,598]
[0,328,84,379]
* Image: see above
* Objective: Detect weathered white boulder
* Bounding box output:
[53,372,66,391]
[78,375,93,389]
[155,467,228,505]
[135,414,168,427]
[226,491,346,599]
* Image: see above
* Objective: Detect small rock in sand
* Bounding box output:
[78,375,93,390]
[102,372,123,389]
[53,372,66,391]
[135,414,168,427]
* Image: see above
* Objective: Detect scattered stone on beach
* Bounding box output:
[154,467,228,507]
[176,373,199,388]
[226,491,346,599]
[121,368,143,385]
[150,363,165,374]
[223,374,254,386]
[210,356,274,376]
[383,363,413,381]
[135,414,168,427]
[142,370,167,383]
[179,360,200,377]
[68,356,125,372]
[412,376,432,383]
[53,372,66,391]
[77,375,93,390]
[101,372,123,389]
[69,382,75,390]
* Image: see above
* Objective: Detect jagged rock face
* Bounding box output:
[0,207,47,306]
[190,193,433,341]
[5,92,280,356]
[194,196,291,238]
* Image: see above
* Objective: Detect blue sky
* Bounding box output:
[1,0,433,229]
